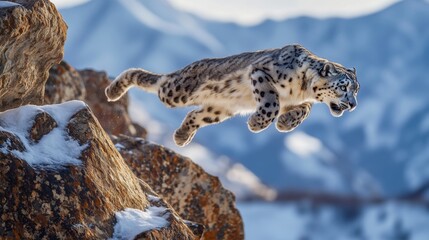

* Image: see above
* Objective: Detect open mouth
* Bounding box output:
[339,102,350,110]
[329,102,347,117]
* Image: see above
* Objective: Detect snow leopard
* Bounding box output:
[105,44,359,146]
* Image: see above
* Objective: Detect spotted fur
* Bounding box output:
[105,44,360,146]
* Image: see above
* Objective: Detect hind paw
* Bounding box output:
[174,127,196,147]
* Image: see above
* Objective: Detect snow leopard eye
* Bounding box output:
[340,86,347,91]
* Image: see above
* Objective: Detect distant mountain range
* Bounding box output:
[60,0,429,198]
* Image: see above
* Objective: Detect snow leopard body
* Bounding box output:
[105,44,359,146]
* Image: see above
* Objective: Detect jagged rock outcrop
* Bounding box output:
[45,61,147,138]
[0,101,199,239]
[45,61,86,104]
[113,135,245,240]
[0,0,67,111]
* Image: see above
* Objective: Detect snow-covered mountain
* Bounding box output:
[61,0,219,73]
[240,201,429,240]
[60,0,429,197]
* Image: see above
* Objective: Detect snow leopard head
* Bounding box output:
[313,62,360,117]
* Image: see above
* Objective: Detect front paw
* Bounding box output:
[276,112,301,132]
[174,127,196,147]
[247,113,271,133]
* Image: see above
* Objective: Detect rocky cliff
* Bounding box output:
[0,0,243,239]
[0,102,198,239]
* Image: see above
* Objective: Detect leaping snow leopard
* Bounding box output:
[105,44,360,146]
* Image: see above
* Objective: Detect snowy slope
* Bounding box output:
[60,0,429,197]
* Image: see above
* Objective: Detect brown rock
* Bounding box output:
[79,69,147,138]
[112,135,245,240]
[45,61,86,104]
[0,102,199,239]
[0,130,25,152]
[0,0,67,111]
[29,111,58,143]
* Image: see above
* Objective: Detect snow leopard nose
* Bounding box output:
[348,99,357,112]
[344,93,357,112]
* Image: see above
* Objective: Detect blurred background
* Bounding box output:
[52,0,429,239]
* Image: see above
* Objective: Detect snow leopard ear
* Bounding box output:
[320,63,336,77]
[347,67,356,75]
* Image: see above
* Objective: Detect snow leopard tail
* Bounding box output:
[105,68,164,102]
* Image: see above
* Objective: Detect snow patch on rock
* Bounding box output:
[0,101,87,168]
[111,207,170,240]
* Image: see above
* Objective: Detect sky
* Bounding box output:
[52,0,399,25]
